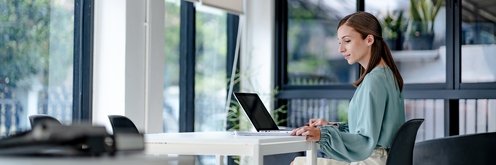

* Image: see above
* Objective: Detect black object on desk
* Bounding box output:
[0,115,144,156]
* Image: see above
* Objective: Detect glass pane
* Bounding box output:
[459,99,496,134]
[287,0,357,85]
[195,6,228,165]
[287,99,349,128]
[163,0,180,133]
[195,7,227,132]
[461,0,496,83]
[0,0,74,136]
[404,99,444,141]
[366,0,447,83]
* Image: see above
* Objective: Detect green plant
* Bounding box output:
[382,11,406,39]
[408,0,444,36]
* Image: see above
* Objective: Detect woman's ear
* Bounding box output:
[366,34,375,46]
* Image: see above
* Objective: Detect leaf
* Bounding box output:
[409,0,422,21]
[431,0,443,21]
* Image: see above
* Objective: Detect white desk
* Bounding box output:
[144,132,317,165]
[0,155,178,165]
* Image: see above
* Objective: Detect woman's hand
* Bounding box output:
[307,118,331,127]
[291,126,321,142]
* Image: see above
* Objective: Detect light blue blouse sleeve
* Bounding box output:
[317,74,387,162]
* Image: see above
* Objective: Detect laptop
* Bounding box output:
[232,92,292,136]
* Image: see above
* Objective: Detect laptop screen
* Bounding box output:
[233,93,279,131]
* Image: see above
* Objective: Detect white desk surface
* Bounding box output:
[144,132,317,165]
[145,131,306,144]
[0,155,177,165]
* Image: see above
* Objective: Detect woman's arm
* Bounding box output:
[316,73,388,162]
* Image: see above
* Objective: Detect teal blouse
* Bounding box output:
[317,66,406,162]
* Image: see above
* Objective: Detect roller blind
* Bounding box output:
[185,0,243,15]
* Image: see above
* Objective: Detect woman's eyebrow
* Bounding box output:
[338,35,351,40]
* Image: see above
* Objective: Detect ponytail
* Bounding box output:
[352,37,403,92]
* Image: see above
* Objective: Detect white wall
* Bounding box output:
[241,0,275,110]
[93,0,164,133]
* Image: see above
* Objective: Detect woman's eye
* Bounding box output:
[345,40,351,43]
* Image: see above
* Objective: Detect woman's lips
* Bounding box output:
[344,54,350,60]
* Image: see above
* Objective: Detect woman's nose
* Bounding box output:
[339,44,345,53]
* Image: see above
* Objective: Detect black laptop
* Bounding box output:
[233,92,291,136]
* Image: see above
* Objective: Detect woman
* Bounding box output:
[290,11,406,165]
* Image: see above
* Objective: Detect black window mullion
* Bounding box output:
[445,99,459,136]
[226,14,240,131]
[275,0,288,90]
[274,0,289,126]
[73,0,94,123]
[179,0,195,132]
[357,0,364,11]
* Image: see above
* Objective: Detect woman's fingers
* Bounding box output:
[304,127,321,142]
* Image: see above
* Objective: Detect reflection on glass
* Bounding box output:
[366,0,446,83]
[459,99,496,135]
[195,7,227,132]
[195,6,228,165]
[287,99,349,128]
[461,0,496,83]
[0,0,74,136]
[287,0,356,85]
[404,99,444,141]
[163,0,180,133]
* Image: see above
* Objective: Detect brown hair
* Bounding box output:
[338,11,403,92]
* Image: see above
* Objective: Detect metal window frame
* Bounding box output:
[73,0,94,123]
[179,0,196,132]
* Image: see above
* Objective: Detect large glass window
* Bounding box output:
[194,6,227,132]
[0,0,74,136]
[404,99,444,141]
[461,0,496,83]
[287,0,357,85]
[366,0,447,84]
[459,99,496,134]
[163,0,180,133]
[287,99,349,128]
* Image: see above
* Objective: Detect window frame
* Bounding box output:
[73,0,94,123]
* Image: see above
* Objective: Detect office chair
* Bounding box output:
[413,132,496,165]
[385,118,424,165]
[28,114,62,128]
[107,115,140,134]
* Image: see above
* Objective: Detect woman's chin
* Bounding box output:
[346,60,355,65]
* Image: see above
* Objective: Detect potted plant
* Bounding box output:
[382,11,406,50]
[406,0,444,50]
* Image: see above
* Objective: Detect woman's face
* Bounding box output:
[337,25,373,67]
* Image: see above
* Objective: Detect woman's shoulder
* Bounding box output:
[363,66,390,83]
[361,66,400,92]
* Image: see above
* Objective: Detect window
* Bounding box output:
[287,0,357,85]
[461,0,496,83]
[194,6,228,132]
[163,0,181,133]
[459,99,496,134]
[366,0,447,83]
[0,0,75,135]
[405,99,445,141]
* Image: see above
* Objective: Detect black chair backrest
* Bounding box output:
[386,118,424,165]
[413,132,496,165]
[28,114,62,127]
[108,115,140,134]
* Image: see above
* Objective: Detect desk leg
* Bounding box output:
[306,142,317,165]
[215,155,225,165]
[253,145,263,165]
